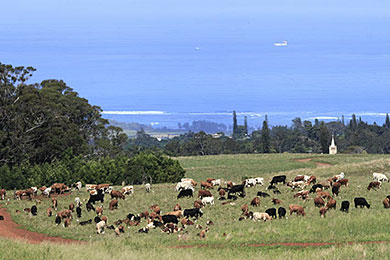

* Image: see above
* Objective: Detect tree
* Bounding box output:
[260,115,271,153]
[385,113,390,128]
[319,122,330,153]
[232,110,238,138]
[244,116,248,136]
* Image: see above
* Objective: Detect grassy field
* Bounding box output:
[2,153,390,259]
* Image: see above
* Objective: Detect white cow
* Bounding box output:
[250,212,272,222]
[373,172,389,182]
[96,220,106,234]
[244,178,257,187]
[175,181,193,191]
[334,172,345,181]
[202,196,215,206]
[75,181,82,191]
[121,185,134,195]
[145,183,151,193]
[255,178,264,186]
[42,187,52,197]
[74,197,81,208]
[211,179,222,186]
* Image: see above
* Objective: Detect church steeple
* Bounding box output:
[329,134,337,155]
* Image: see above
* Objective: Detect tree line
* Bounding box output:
[0,63,184,189]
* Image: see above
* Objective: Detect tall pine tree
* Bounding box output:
[319,121,330,153]
[232,110,238,139]
[385,113,390,128]
[244,116,248,136]
[260,115,271,153]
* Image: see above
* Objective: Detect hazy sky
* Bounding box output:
[1,0,390,124]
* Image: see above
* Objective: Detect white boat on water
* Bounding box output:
[273,40,288,47]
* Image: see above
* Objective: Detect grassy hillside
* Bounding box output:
[2,153,390,259]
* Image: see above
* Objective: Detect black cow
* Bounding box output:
[257,191,270,197]
[228,184,245,196]
[265,208,277,219]
[278,207,286,218]
[88,189,104,204]
[340,201,350,212]
[267,185,277,190]
[55,216,61,225]
[76,207,82,218]
[310,184,323,193]
[152,220,164,228]
[127,213,141,222]
[354,197,370,208]
[177,189,193,199]
[162,214,178,224]
[270,175,286,185]
[227,194,238,200]
[79,219,92,225]
[31,205,37,216]
[86,202,95,212]
[138,227,149,233]
[332,186,340,197]
[94,216,101,223]
[183,208,203,219]
[273,189,281,194]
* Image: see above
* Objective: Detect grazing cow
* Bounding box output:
[0,189,6,200]
[226,181,234,188]
[42,187,51,197]
[278,207,286,218]
[206,178,216,184]
[162,214,178,224]
[316,191,331,200]
[176,181,193,192]
[55,216,61,225]
[52,198,58,210]
[198,190,212,199]
[194,200,203,209]
[94,216,101,223]
[177,189,193,199]
[46,208,52,217]
[265,208,277,219]
[88,189,104,204]
[96,206,103,216]
[150,205,161,215]
[289,205,305,216]
[326,198,336,210]
[64,218,71,228]
[109,199,118,210]
[373,172,389,183]
[166,210,183,218]
[57,209,72,219]
[257,191,270,197]
[244,178,257,188]
[306,176,317,184]
[227,194,238,200]
[183,208,203,219]
[75,181,82,191]
[181,178,197,187]
[69,203,75,212]
[145,183,151,193]
[79,219,92,225]
[332,181,342,189]
[273,189,281,194]
[354,197,370,208]
[294,175,305,182]
[319,207,327,218]
[270,175,286,185]
[272,198,282,205]
[202,196,214,206]
[219,189,226,198]
[173,204,181,211]
[287,181,305,190]
[110,190,125,200]
[314,196,325,207]
[31,205,37,216]
[76,207,82,218]
[367,181,381,191]
[293,190,309,200]
[241,204,249,214]
[75,197,81,208]
[51,183,67,194]
[332,186,340,197]
[310,184,323,193]
[250,197,260,207]
[211,179,222,186]
[228,184,245,196]
[384,198,390,208]
[86,202,95,212]
[96,220,106,234]
[333,172,345,182]
[201,181,213,189]
[121,185,134,195]
[249,212,272,222]
[340,201,350,212]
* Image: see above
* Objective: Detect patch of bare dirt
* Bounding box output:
[294,158,332,168]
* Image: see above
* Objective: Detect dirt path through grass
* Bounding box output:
[0,205,82,244]
[295,158,332,168]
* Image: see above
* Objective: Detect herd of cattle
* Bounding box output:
[0,171,390,239]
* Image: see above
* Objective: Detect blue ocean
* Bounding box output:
[1,0,390,128]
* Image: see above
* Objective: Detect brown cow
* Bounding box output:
[319,180,331,189]
[325,198,337,210]
[319,207,327,218]
[316,191,331,199]
[384,198,390,208]
[96,184,110,191]
[198,190,212,199]
[250,197,260,207]
[69,203,75,212]
[139,210,149,219]
[289,204,305,216]
[314,196,325,207]
[149,212,162,222]
[109,199,118,210]
[0,189,6,200]
[293,190,309,200]
[294,175,305,182]
[96,206,103,216]
[337,179,349,187]
[166,210,183,218]
[110,190,125,200]
[218,189,226,197]
[194,200,203,209]
[272,198,282,205]
[307,176,317,184]
[367,181,381,191]
[64,218,71,227]
[52,198,58,210]
[332,182,342,189]
[173,204,181,211]
[51,183,66,194]
[206,178,216,184]
[201,181,213,189]
[46,208,52,217]
[57,209,72,219]
[241,204,248,214]
[227,181,233,188]
[150,205,161,215]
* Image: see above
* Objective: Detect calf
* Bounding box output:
[31,205,37,216]
[178,189,193,199]
[121,185,134,195]
[52,198,58,210]
[340,201,350,212]
[228,184,245,195]
[367,181,381,191]
[373,172,389,183]
[272,198,282,205]
[319,207,327,218]
[289,204,305,216]
[354,197,370,208]
[96,206,103,216]
[250,197,260,207]
[109,199,118,210]
[278,207,286,218]
[265,208,277,219]
[270,175,286,185]
[110,190,125,200]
